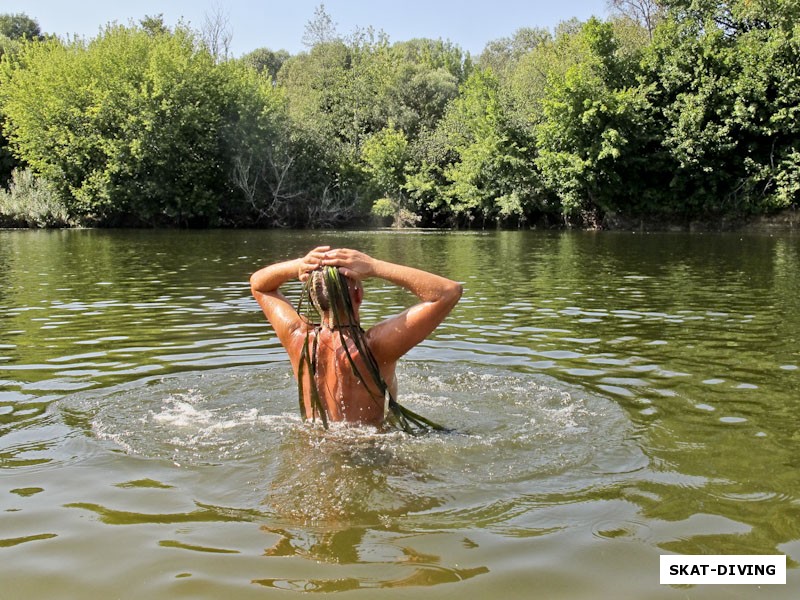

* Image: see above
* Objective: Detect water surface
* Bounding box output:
[1,229,798,598]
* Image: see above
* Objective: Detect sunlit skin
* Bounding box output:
[250,247,463,426]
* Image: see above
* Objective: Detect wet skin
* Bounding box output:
[250,247,462,426]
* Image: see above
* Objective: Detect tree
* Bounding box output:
[241,47,290,83]
[533,17,664,222]
[224,60,302,225]
[0,24,287,226]
[361,124,420,226]
[387,39,467,135]
[201,4,233,62]
[223,57,355,228]
[607,0,665,39]
[0,13,43,185]
[0,13,43,41]
[277,38,358,204]
[479,27,551,78]
[278,31,473,224]
[139,14,169,37]
[647,0,800,215]
[302,4,339,48]
[411,69,540,226]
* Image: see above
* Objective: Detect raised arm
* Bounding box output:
[250,246,330,349]
[320,248,463,363]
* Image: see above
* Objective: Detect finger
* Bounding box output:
[322,257,347,269]
[298,258,321,277]
[338,267,363,280]
[322,247,348,258]
[306,248,329,263]
[321,249,351,265]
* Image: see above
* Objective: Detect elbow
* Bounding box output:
[249,272,262,296]
[445,281,463,308]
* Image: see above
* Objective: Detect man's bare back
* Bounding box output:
[286,325,394,425]
[250,247,462,428]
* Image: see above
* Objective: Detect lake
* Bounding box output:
[1,228,798,598]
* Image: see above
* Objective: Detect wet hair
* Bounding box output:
[308,269,331,313]
[297,266,445,434]
[308,268,363,320]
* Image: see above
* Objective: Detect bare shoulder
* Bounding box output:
[363,307,421,365]
[253,289,309,355]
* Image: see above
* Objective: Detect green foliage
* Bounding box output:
[0,13,43,41]
[1,3,798,228]
[224,59,346,227]
[0,14,38,188]
[278,32,471,218]
[479,27,551,79]
[1,28,208,223]
[648,0,800,215]
[361,124,408,198]
[278,40,356,170]
[0,24,286,226]
[361,125,424,227]
[0,168,71,227]
[241,47,290,82]
[385,39,464,136]
[139,14,170,37]
[418,69,540,225]
[370,197,396,218]
[535,18,664,217]
[302,3,340,48]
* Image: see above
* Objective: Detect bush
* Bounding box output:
[0,26,273,226]
[0,168,72,227]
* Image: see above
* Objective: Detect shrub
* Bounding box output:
[0,168,72,227]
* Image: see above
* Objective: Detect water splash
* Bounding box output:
[63,361,639,530]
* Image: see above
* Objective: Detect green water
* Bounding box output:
[1,228,798,599]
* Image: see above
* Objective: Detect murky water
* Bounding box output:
[1,229,799,598]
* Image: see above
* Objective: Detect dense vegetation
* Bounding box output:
[0,1,798,228]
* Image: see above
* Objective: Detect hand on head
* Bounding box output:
[298,247,376,282]
[297,246,330,282]
[319,248,376,281]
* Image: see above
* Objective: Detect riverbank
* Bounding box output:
[602,207,800,233]
[4,206,799,233]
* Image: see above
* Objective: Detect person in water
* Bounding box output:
[250,247,462,429]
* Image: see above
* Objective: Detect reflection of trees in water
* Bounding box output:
[256,524,488,591]
[257,425,488,590]
[261,520,475,569]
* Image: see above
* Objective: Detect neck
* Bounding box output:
[321,313,358,329]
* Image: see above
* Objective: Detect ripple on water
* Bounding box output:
[67,367,300,465]
[63,362,640,527]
